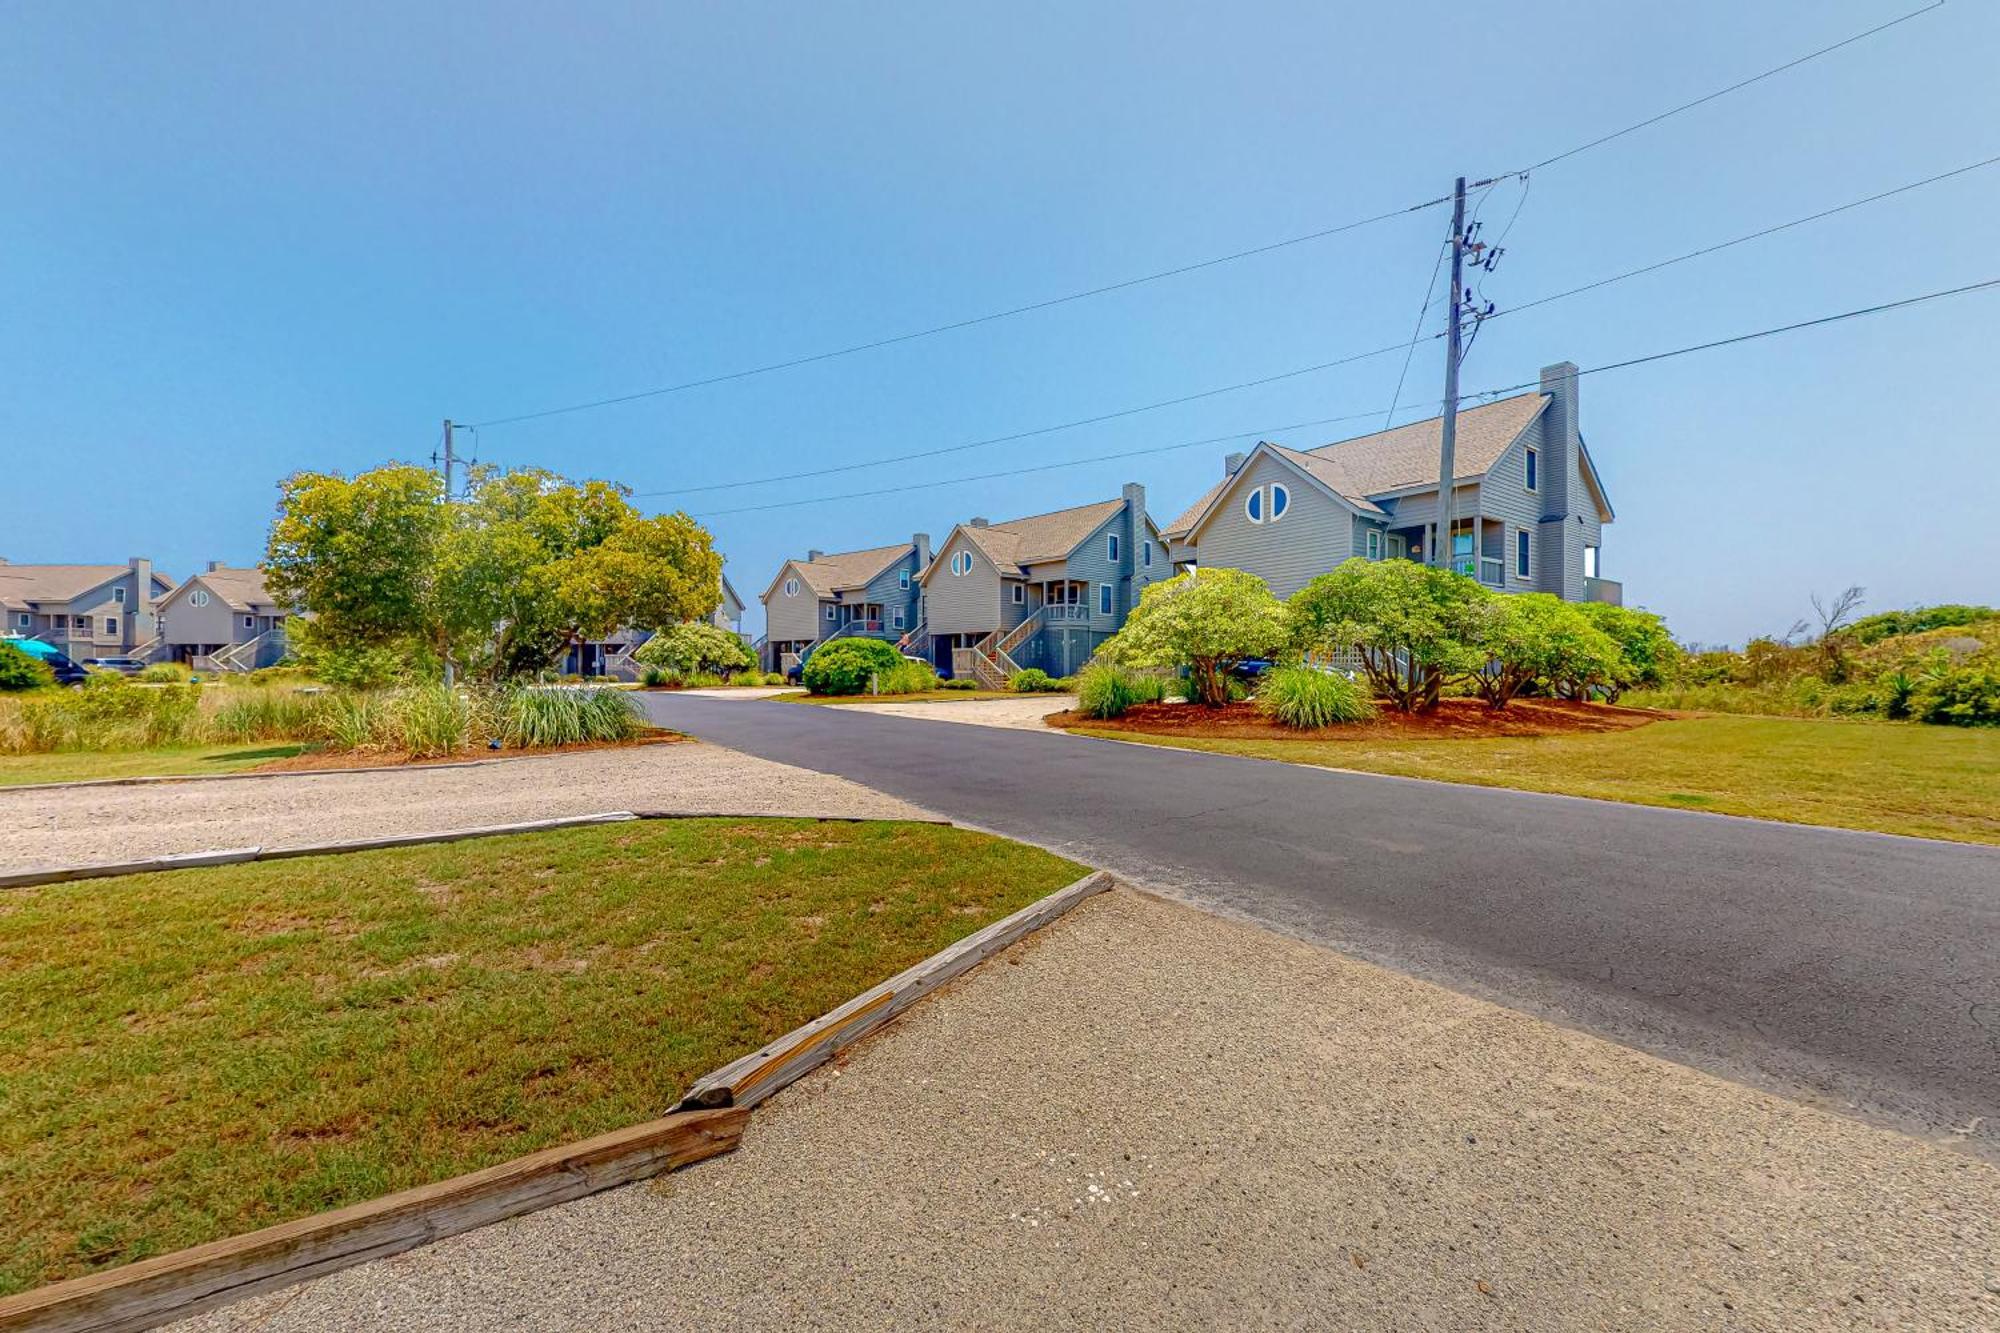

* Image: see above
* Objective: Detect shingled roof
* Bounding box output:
[778,542,914,599]
[173,566,281,611]
[0,563,173,608]
[933,499,1126,579]
[1162,392,1548,539]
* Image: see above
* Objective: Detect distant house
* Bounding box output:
[562,567,750,678]
[714,573,746,635]
[759,536,931,674]
[1162,363,1618,604]
[156,563,294,669]
[0,557,175,660]
[919,484,1161,684]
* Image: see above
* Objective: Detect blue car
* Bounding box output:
[3,637,90,686]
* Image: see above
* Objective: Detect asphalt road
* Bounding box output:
[639,694,2000,1157]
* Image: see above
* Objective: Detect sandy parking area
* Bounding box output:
[182,888,1999,1332]
[823,693,1075,730]
[0,743,930,872]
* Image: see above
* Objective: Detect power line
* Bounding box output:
[682,275,1999,518]
[1515,0,1946,174]
[639,153,2000,498]
[467,2,1946,431]
[1378,213,1456,433]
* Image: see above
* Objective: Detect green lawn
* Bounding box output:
[0,743,307,788]
[1067,714,2000,845]
[788,688,1025,705]
[0,818,1081,1295]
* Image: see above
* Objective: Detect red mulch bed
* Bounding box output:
[1050,696,1666,741]
[246,731,685,774]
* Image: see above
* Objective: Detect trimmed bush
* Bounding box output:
[0,642,54,692]
[877,659,940,694]
[634,622,755,679]
[1009,668,1063,693]
[939,677,979,691]
[641,665,670,687]
[1258,665,1375,728]
[801,638,902,696]
[1075,664,1167,719]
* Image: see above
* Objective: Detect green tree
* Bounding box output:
[634,622,755,679]
[1288,558,1487,712]
[266,463,723,680]
[0,641,56,691]
[801,638,902,696]
[1099,569,1289,707]
[1468,594,1622,709]
[1575,602,1680,700]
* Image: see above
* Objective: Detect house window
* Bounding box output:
[825,604,837,622]
[1142,540,1153,568]
[1107,533,1120,563]
[1245,488,1264,523]
[104,617,119,634]
[244,616,256,630]
[1366,529,1383,560]
[190,589,210,608]
[784,577,799,597]
[1525,447,1538,492]
[1098,583,1113,616]
[950,550,974,576]
[898,569,910,590]
[1270,484,1289,521]
[14,613,27,629]
[1584,545,1599,579]
[1011,583,1024,604]
[113,587,126,604]
[892,608,905,630]
[1515,529,1531,579]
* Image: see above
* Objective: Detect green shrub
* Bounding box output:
[0,642,55,692]
[877,660,940,693]
[678,671,725,689]
[1912,662,2000,726]
[801,638,902,695]
[1075,664,1167,719]
[138,662,191,683]
[939,677,979,690]
[1009,668,1064,693]
[1850,604,1997,645]
[641,665,670,687]
[503,687,645,748]
[633,622,755,679]
[299,643,405,690]
[1258,665,1375,728]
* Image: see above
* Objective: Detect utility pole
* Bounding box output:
[1433,177,1466,570]
[440,419,457,687]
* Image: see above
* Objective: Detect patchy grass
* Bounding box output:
[1065,714,2000,845]
[0,819,1082,1295]
[785,688,1024,705]
[0,743,307,788]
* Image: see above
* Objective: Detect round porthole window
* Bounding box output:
[783,578,799,597]
[189,590,210,608]
[952,551,974,576]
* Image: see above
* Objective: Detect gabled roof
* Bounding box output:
[762,542,913,601]
[719,572,745,612]
[1162,393,1549,539]
[166,566,279,611]
[922,499,1126,581]
[0,563,173,608]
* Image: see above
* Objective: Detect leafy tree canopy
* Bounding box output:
[1289,559,1487,712]
[1101,569,1289,706]
[266,463,722,680]
[634,621,755,678]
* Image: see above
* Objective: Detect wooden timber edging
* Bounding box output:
[0,1107,746,1333]
[0,811,955,890]
[678,867,1116,1111]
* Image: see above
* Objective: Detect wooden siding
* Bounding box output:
[1189,452,1359,598]
[762,562,826,644]
[923,530,1004,636]
[1474,414,1552,594]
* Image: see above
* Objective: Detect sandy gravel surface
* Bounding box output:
[0,743,931,872]
[180,889,2000,1333]
[822,693,1075,730]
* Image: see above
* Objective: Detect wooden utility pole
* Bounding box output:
[1433,177,1466,569]
[440,418,457,687]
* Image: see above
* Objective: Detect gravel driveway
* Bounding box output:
[179,888,1999,1332]
[0,743,931,873]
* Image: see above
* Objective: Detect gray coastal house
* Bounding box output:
[759,536,931,674]
[1162,363,1618,604]
[156,563,294,669]
[565,568,751,678]
[714,573,746,635]
[918,485,1162,685]
[0,557,175,660]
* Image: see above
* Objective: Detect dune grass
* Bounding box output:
[1066,714,2000,845]
[0,818,1083,1295]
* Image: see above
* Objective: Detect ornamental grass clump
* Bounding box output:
[1257,664,1375,729]
[502,687,645,748]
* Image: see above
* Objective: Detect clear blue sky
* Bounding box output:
[3,1,1993,645]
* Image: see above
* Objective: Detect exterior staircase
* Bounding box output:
[959,611,1040,690]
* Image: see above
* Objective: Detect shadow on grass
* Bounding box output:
[197,745,307,766]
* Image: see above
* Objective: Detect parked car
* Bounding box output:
[82,656,146,675]
[1228,658,1275,683]
[3,636,90,686]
